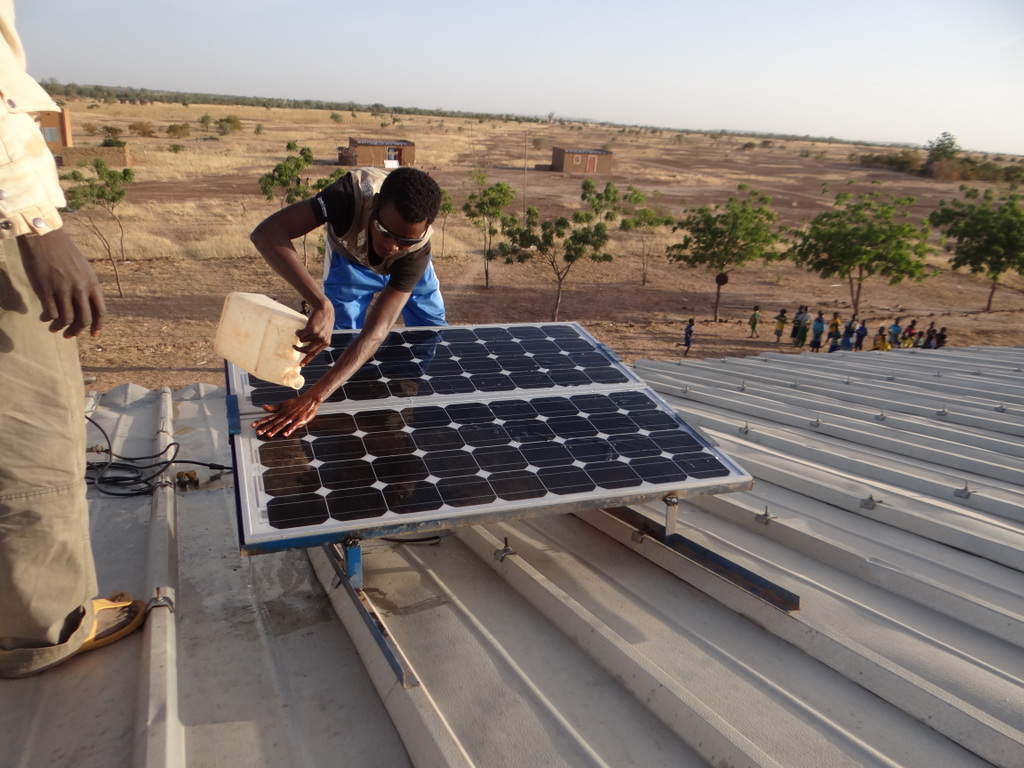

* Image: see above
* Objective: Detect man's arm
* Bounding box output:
[251,284,410,438]
[250,201,334,364]
[18,227,105,338]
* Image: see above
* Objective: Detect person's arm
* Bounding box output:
[250,201,334,364]
[19,228,105,337]
[251,284,410,438]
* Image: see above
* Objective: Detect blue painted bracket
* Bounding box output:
[343,535,363,589]
[225,394,241,436]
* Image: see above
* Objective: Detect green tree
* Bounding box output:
[924,132,963,180]
[499,181,618,321]
[216,114,243,135]
[101,125,123,142]
[462,169,515,288]
[929,184,1024,311]
[198,113,212,132]
[926,132,961,167]
[436,188,457,258]
[785,185,932,316]
[619,186,674,285]
[165,123,190,139]
[311,168,346,193]
[258,145,315,207]
[667,185,779,321]
[127,121,155,137]
[259,150,339,264]
[60,159,135,297]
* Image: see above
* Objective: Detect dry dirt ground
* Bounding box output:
[63,105,1023,393]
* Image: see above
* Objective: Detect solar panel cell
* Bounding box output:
[538,466,596,495]
[436,476,497,507]
[488,470,547,501]
[584,460,643,489]
[267,494,329,529]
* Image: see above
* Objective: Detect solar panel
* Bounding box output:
[227,323,752,553]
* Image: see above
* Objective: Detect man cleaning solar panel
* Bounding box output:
[250,166,444,438]
[0,0,147,678]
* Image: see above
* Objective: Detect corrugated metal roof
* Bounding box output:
[557,147,613,155]
[349,138,415,146]
[3,346,1021,767]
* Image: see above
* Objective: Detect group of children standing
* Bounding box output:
[676,309,949,361]
[749,307,949,353]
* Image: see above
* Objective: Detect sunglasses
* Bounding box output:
[371,210,427,248]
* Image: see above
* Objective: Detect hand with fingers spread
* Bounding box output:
[252,391,324,438]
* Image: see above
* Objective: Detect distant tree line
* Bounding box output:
[462,169,1024,321]
[38,79,550,125]
[856,132,1024,183]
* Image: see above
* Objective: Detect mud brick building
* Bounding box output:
[551,147,613,174]
[337,138,416,168]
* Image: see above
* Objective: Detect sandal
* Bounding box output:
[78,591,148,653]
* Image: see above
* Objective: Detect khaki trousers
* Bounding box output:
[0,236,97,678]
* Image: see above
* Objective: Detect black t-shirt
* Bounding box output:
[311,174,431,293]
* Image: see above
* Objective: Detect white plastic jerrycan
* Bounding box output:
[214,292,307,389]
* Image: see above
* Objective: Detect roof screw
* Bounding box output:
[886,371,896,381]
[790,380,799,389]
[875,409,886,421]
[860,494,879,509]
[935,369,942,377]
[738,380,746,392]
[755,506,774,525]
[936,404,948,416]
[994,402,1006,413]
[954,481,971,499]
[739,421,750,435]
[810,414,822,427]
[494,537,517,562]
[844,376,852,385]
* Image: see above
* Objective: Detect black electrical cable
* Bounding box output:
[85,415,233,497]
[380,531,455,545]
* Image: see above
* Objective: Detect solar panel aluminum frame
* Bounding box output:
[226,322,753,554]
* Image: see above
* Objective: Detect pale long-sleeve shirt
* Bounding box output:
[0,0,65,239]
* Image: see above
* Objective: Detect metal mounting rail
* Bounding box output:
[320,543,420,688]
[590,506,801,612]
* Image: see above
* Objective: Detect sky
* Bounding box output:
[17,0,1024,156]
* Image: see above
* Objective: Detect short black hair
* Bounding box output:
[378,167,442,224]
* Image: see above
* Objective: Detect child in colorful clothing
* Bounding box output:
[873,327,892,351]
[748,306,760,338]
[676,318,695,358]
[773,309,788,343]
[827,312,843,342]
[809,312,826,352]
[855,322,869,351]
